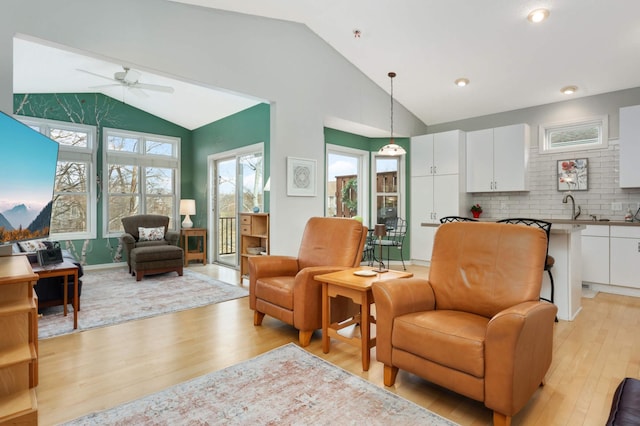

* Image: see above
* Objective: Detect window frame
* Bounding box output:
[16,116,97,240]
[325,144,370,223]
[371,153,405,226]
[539,115,608,154]
[103,127,181,238]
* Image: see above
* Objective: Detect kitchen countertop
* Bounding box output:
[421,218,640,227]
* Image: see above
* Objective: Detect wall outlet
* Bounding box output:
[612,202,623,211]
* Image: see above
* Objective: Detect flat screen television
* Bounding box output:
[0,111,59,256]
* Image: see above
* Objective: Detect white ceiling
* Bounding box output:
[14,1,640,132]
[13,38,264,130]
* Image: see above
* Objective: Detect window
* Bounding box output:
[373,155,403,226]
[326,145,369,222]
[539,115,608,154]
[104,128,180,236]
[17,117,97,239]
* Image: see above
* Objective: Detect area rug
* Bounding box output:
[63,343,458,425]
[38,268,248,339]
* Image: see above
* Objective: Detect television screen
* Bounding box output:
[0,111,59,248]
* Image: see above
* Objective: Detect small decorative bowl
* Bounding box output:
[247,247,265,255]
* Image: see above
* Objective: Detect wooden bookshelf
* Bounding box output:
[0,255,39,425]
[239,213,269,283]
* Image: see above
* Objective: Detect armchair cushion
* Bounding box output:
[138,226,165,241]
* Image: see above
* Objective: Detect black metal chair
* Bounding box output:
[439,216,478,223]
[378,217,407,270]
[496,218,556,315]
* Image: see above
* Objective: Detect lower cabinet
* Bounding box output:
[610,226,640,288]
[581,225,609,284]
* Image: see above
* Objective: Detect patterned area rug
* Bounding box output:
[38,268,248,339]
[63,343,458,425]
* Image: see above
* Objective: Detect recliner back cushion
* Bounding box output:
[122,215,170,241]
[429,222,546,318]
[297,217,365,270]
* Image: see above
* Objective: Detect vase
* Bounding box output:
[472,211,481,219]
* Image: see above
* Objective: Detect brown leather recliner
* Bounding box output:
[249,217,367,347]
[372,222,558,426]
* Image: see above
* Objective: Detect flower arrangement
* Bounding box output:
[470,204,483,213]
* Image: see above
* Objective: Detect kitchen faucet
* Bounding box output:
[562,194,581,220]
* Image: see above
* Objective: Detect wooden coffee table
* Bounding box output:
[314,267,413,371]
[32,260,79,329]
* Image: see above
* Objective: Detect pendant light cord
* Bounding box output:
[389,71,396,143]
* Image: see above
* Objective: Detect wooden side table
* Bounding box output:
[32,260,80,329]
[181,227,207,266]
[314,267,413,371]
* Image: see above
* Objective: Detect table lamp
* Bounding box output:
[179,199,196,228]
[374,224,388,273]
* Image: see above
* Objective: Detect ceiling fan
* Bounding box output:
[77,66,175,94]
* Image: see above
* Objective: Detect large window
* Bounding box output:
[104,128,180,236]
[18,117,97,239]
[326,145,369,222]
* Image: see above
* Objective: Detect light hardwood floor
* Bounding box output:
[37,264,639,425]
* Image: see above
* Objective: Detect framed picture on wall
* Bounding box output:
[557,158,588,191]
[287,157,316,196]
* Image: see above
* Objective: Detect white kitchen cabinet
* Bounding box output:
[466,123,530,192]
[609,226,640,288]
[410,130,467,262]
[619,105,640,188]
[410,130,464,177]
[581,225,609,284]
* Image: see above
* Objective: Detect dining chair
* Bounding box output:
[378,217,407,270]
[439,216,478,223]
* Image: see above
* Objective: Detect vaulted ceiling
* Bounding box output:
[14,1,640,132]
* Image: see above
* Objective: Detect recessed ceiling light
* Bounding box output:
[455,78,469,87]
[528,8,550,23]
[560,85,578,95]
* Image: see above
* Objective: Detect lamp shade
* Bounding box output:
[179,199,196,228]
[179,199,196,215]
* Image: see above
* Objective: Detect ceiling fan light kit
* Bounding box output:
[78,66,174,94]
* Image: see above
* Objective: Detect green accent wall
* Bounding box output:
[191,103,271,217]
[13,94,269,266]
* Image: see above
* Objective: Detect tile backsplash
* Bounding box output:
[469,139,640,221]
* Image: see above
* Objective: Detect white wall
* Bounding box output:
[1,0,427,255]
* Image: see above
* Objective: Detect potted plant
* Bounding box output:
[470,203,483,218]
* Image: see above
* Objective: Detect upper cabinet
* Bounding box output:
[619,105,640,188]
[410,130,465,177]
[466,123,530,192]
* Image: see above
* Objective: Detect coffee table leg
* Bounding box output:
[361,291,370,371]
[322,282,330,354]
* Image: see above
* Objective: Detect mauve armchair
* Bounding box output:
[249,217,367,347]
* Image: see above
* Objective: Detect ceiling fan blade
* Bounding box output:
[76,69,115,82]
[129,87,150,98]
[135,83,175,93]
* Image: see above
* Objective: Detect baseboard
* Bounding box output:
[82,261,128,272]
[586,282,640,298]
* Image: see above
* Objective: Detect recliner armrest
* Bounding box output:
[121,233,136,245]
[372,278,436,365]
[485,301,558,417]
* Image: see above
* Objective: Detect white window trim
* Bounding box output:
[539,115,608,154]
[103,127,181,238]
[325,144,370,225]
[371,152,406,225]
[16,116,98,240]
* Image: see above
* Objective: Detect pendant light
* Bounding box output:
[378,71,406,156]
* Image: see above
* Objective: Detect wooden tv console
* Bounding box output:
[0,255,39,425]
